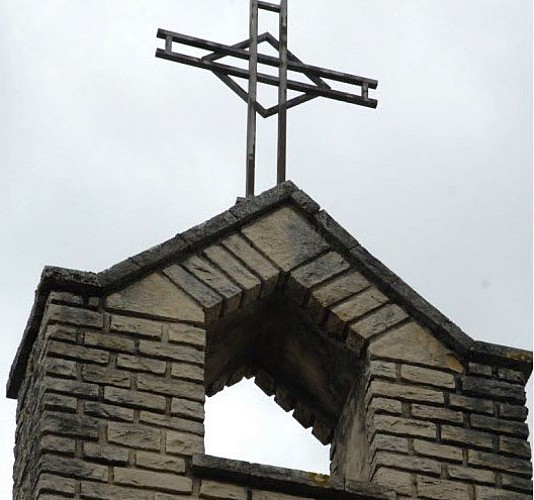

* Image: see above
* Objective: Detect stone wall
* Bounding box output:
[9,189,533,499]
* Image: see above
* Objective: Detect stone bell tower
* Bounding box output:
[8,182,532,499]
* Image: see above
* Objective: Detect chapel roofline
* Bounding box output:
[7,181,532,399]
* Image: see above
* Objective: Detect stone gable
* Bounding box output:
[7,181,532,499]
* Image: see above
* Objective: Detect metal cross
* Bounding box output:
[156,0,378,197]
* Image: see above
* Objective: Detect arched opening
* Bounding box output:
[204,378,330,473]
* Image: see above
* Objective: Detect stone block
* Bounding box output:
[47,341,109,365]
[373,452,441,475]
[370,434,409,456]
[446,465,495,484]
[45,304,104,329]
[163,264,223,324]
[327,287,389,334]
[497,367,525,384]
[139,412,204,435]
[137,374,204,402]
[371,415,436,439]
[114,467,193,493]
[498,403,528,421]
[350,304,408,342]
[468,450,532,476]
[182,255,242,314]
[81,481,156,499]
[117,353,167,374]
[498,436,532,458]
[43,393,77,413]
[46,324,78,343]
[83,442,129,465]
[368,322,463,373]
[84,401,135,422]
[199,480,248,500]
[416,475,469,500]
[441,425,494,450]
[221,234,280,297]
[501,474,533,492]
[372,466,412,496]
[367,380,444,405]
[135,451,186,473]
[104,386,166,412]
[309,270,369,312]
[39,454,108,482]
[400,365,456,389]
[368,397,403,416]
[411,404,463,424]
[468,362,493,377]
[110,314,163,338]
[82,365,131,388]
[107,422,160,451]
[167,323,206,349]
[106,273,204,323]
[448,394,493,415]
[165,430,204,455]
[369,360,397,380]
[41,411,99,440]
[48,291,84,306]
[35,473,77,496]
[461,376,526,404]
[470,414,529,438]
[41,435,76,455]
[84,331,136,353]
[171,398,205,421]
[241,206,329,271]
[171,362,204,383]
[44,358,77,378]
[413,439,462,462]
[475,485,532,500]
[139,340,204,365]
[287,251,350,304]
[204,245,262,306]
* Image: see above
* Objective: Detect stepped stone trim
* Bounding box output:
[7,180,532,402]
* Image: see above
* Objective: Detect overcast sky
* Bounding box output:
[1,0,532,495]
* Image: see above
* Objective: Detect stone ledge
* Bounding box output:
[191,454,392,500]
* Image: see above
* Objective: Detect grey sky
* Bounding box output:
[1,0,532,494]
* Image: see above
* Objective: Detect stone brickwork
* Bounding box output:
[8,182,532,499]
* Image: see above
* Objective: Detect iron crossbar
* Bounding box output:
[156,0,378,197]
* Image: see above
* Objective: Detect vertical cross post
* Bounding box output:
[246,0,259,197]
[277,0,288,185]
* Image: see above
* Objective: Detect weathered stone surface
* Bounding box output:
[117,353,167,374]
[136,451,186,473]
[462,376,526,404]
[181,208,238,247]
[182,255,242,314]
[475,485,532,500]
[137,373,204,402]
[369,360,397,380]
[43,393,77,413]
[498,436,532,458]
[468,450,532,476]
[400,365,456,389]
[168,323,206,348]
[221,234,280,296]
[46,324,78,342]
[47,340,109,364]
[83,442,129,465]
[84,401,135,422]
[114,467,193,493]
[251,490,308,500]
[165,430,204,455]
[368,397,402,416]
[41,411,99,440]
[441,425,494,450]
[106,273,204,323]
[350,304,408,342]
[41,435,76,455]
[370,434,409,455]
[501,474,533,492]
[367,380,444,405]
[287,251,350,304]
[241,206,329,271]
[372,466,412,496]
[416,475,469,500]
[40,454,108,482]
[497,367,525,384]
[327,288,389,333]
[44,358,77,378]
[199,480,248,500]
[110,314,163,338]
[171,398,205,421]
[368,322,463,373]
[48,291,84,306]
[470,414,529,438]
[373,452,441,475]
[139,411,204,435]
[84,330,135,353]
[164,264,223,323]
[107,422,160,451]
[104,386,166,412]
[171,362,204,383]
[45,304,104,329]
[411,404,463,424]
[35,473,77,496]
[139,340,204,365]
[448,394,493,415]
[497,403,528,421]
[371,415,436,439]
[413,439,462,462]
[82,365,131,388]
[204,245,262,306]
[469,362,493,377]
[80,481,156,499]
[446,465,495,484]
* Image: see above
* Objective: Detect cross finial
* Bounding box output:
[156,1,378,197]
